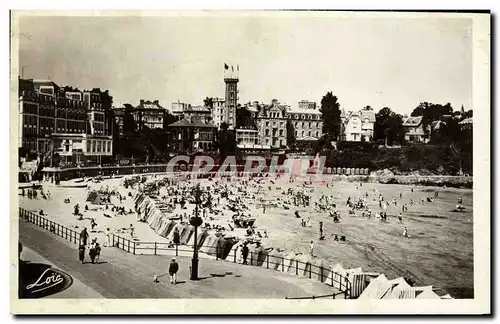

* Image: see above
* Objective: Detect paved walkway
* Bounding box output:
[19,220,339,299]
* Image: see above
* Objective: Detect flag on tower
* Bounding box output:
[224,63,229,70]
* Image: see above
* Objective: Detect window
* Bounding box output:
[279,130,283,136]
[301,115,305,119]
[265,129,270,136]
[266,122,269,127]
[309,122,311,128]
[316,131,319,137]
[308,131,311,136]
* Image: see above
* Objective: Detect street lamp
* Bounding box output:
[189,183,203,280]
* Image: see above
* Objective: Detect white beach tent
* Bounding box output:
[358,274,392,299]
[381,278,415,299]
[416,287,441,299]
[441,294,454,299]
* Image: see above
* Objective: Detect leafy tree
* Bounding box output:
[236,106,254,128]
[411,102,454,133]
[286,120,296,149]
[319,92,342,140]
[217,122,236,157]
[123,104,137,134]
[374,107,405,146]
[163,111,177,129]
[203,97,214,110]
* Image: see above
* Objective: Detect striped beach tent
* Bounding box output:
[179,225,194,245]
[349,272,380,299]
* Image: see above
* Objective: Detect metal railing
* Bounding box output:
[19,207,351,298]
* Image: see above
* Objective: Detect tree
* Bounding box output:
[374,107,405,146]
[163,111,176,129]
[203,97,214,110]
[123,104,137,134]
[217,122,236,156]
[236,106,254,128]
[319,92,342,140]
[286,120,296,149]
[411,102,454,133]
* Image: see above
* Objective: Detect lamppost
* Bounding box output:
[190,183,203,280]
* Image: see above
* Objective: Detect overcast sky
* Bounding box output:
[17,13,472,114]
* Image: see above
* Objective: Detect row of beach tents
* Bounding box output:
[133,192,454,300]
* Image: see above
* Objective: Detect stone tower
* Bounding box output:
[224,66,239,129]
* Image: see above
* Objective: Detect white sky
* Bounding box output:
[18,14,472,114]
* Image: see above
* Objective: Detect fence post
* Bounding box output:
[309,265,312,279]
[250,252,253,266]
[281,257,284,272]
[234,248,237,263]
[176,244,178,257]
[320,266,323,282]
[267,256,269,269]
[127,239,130,253]
[154,242,157,255]
[296,260,298,275]
[133,241,136,255]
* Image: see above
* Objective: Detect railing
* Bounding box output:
[19,207,351,298]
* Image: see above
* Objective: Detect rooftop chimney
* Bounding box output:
[153,100,159,105]
[140,99,145,105]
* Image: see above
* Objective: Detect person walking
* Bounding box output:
[169,258,179,285]
[78,244,86,264]
[173,227,180,246]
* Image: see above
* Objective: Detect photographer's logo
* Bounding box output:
[19,264,73,299]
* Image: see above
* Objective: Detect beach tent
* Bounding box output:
[166,223,185,241]
[328,264,347,291]
[358,274,391,299]
[228,241,244,263]
[179,225,194,245]
[158,220,176,238]
[310,258,330,282]
[441,294,454,299]
[295,254,312,276]
[381,278,415,299]
[278,252,298,273]
[415,287,441,299]
[220,237,238,260]
[350,272,379,299]
[261,249,284,270]
[199,233,220,255]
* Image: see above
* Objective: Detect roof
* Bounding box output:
[287,108,322,115]
[184,105,211,113]
[459,117,473,125]
[403,116,423,126]
[168,118,216,128]
[431,120,446,130]
[360,109,376,123]
[136,100,167,111]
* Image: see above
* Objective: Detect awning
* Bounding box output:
[237,144,272,150]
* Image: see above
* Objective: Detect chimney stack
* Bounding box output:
[140,99,145,105]
[153,100,159,105]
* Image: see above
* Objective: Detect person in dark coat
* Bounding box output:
[173,228,180,245]
[78,244,86,264]
[241,243,249,265]
[80,227,89,246]
[89,244,97,264]
[169,258,179,284]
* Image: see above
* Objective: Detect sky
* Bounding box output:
[17,13,473,114]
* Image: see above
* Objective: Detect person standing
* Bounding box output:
[104,228,111,247]
[241,243,249,265]
[173,227,180,245]
[309,240,314,256]
[80,227,89,246]
[169,258,179,284]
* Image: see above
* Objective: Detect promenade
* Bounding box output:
[19,220,340,299]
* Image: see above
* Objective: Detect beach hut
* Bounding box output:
[416,287,441,299]
[310,258,330,282]
[158,220,176,238]
[166,223,185,241]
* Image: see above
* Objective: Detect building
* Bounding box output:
[459,117,473,132]
[210,97,226,129]
[254,99,287,149]
[168,118,217,152]
[235,127,261,150]
[342,106,375,142]
[18,78,114,166]
[133,99,169,130]
[286,101,323,144]
[183,104,212,124]
[403,116,430,143]
[171,100,188,119]
[112,107,125,136]
[298,100,317,110]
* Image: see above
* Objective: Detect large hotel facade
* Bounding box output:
[18,78,114,166]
